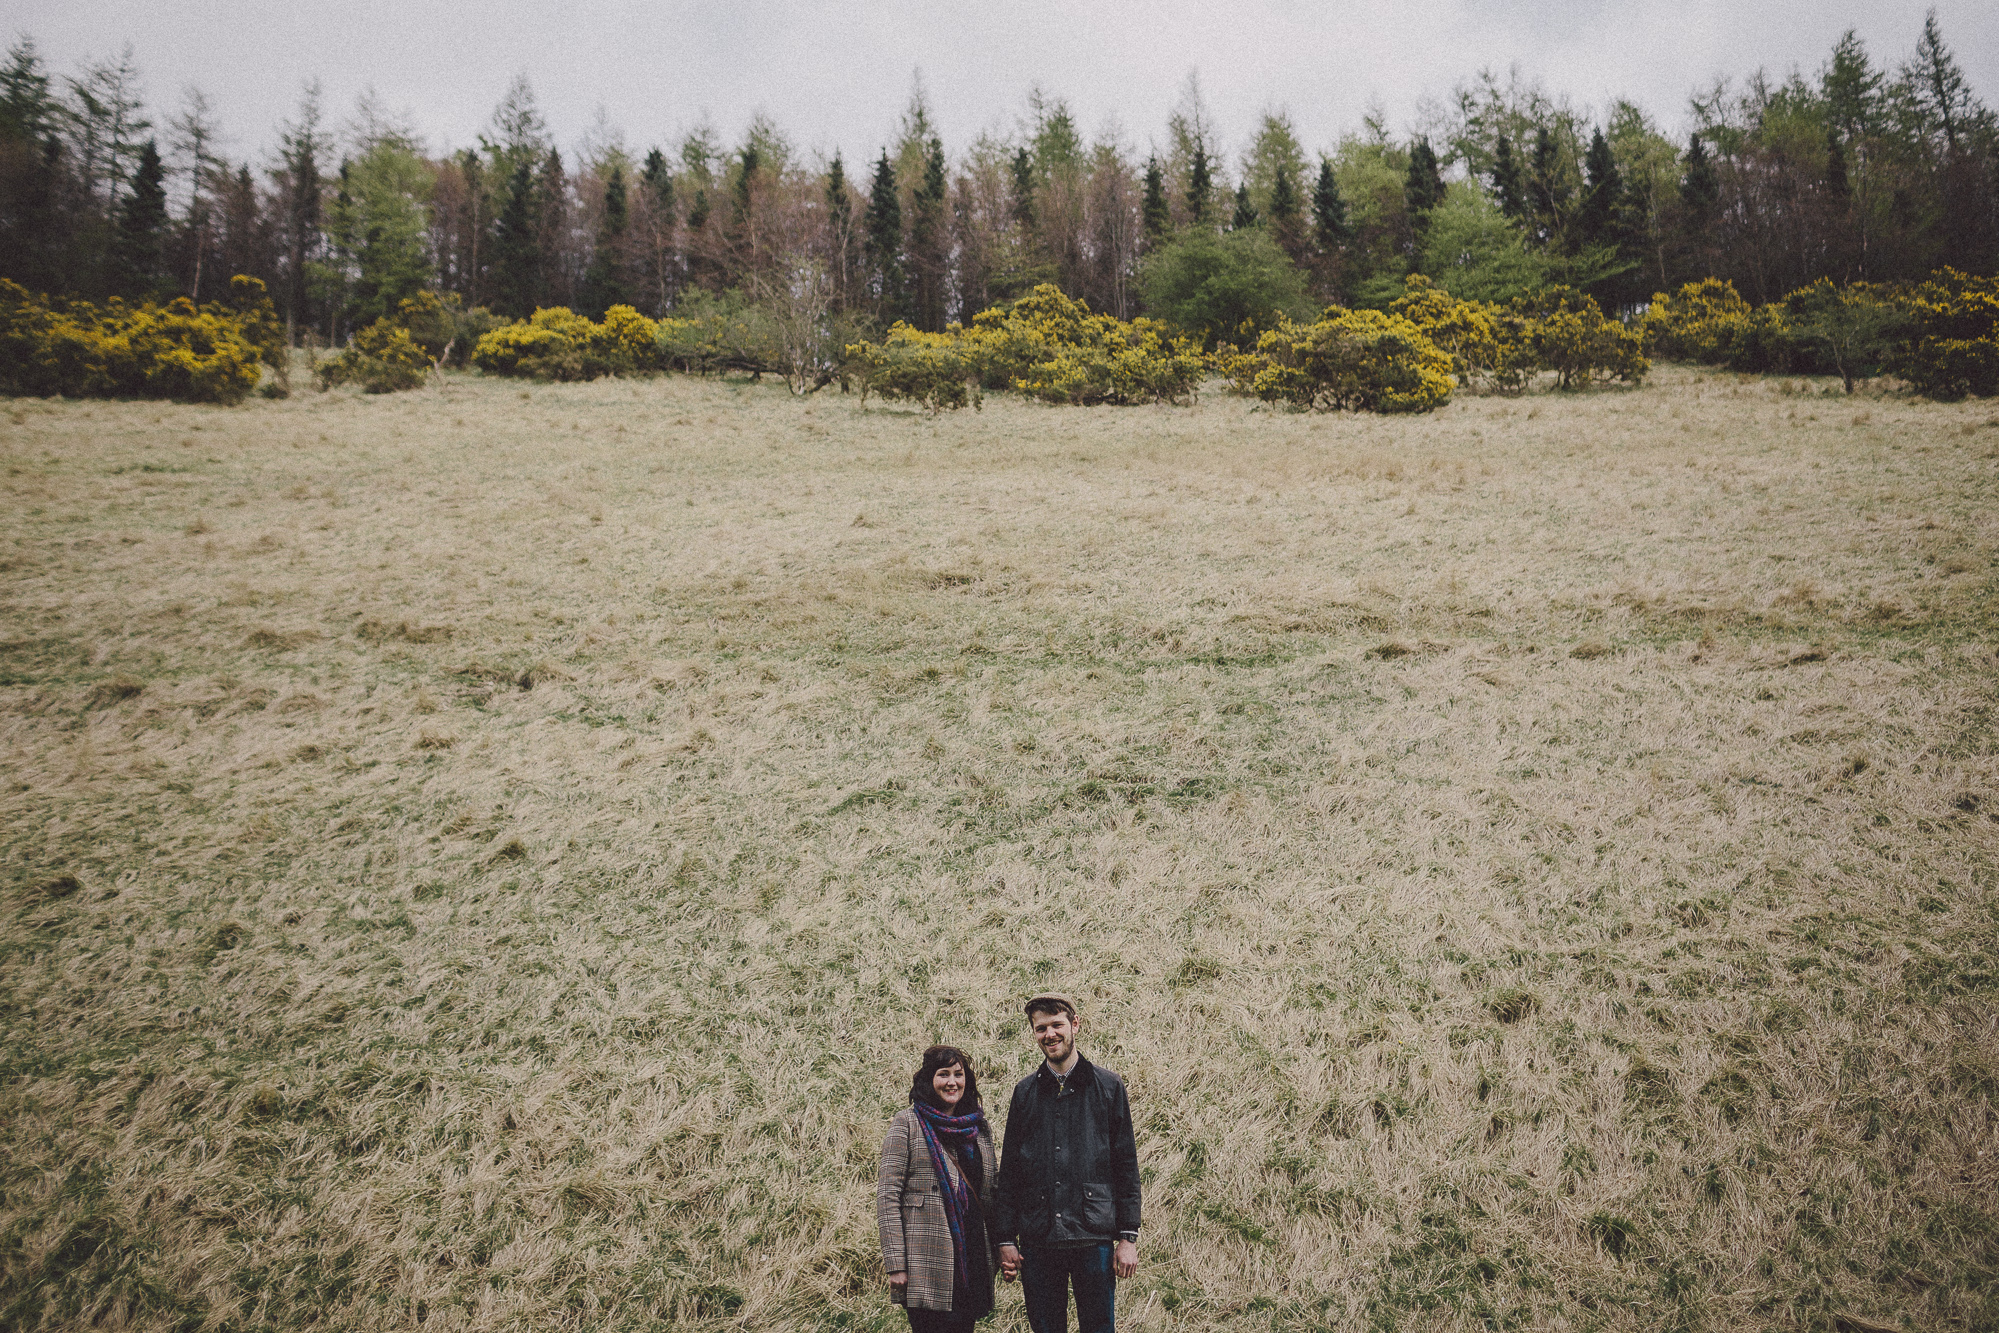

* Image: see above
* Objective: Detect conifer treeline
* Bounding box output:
[1,15,1992,346]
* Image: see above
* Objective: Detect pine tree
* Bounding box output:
[1231,183,1257,231]
[728,143,761,280]
[682,185,712,291]
[167,87,222,301]
[534,149,570,309]
[1188,145,1211,225]
[219,163,262,286]
[1823,29,1883,141]
[1491,133,1527,220]
[1528,127,1568,244]
[1269,162,1298,224]
[580,163,630,316]
[1679,133,1719,276]
[1903,8,1974,153]
[0,37,54,143]
[825,151,854,308]
[275,84,325,335]
[864,150,904,320]
[1142,156,1168,240]
[67,46,151,216]
[1009,146,1034,229]
[1,37,65,292]
[492,158,539,319]
[1312,159,1350,248]
[1576,128,1621,247]
[642,148,673,211]
[910,137,947,331]
[113,139,168,297]
[1680,135,1718,227]
[1825,128,1850,204]
[733,145,759,219]
[636,147,676,311]
[605,163,629,236]
[1268,161,1304,259]
[1404,137,1444,247]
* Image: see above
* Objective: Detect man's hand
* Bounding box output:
[1113,1238,1138,1278]
[998,1244,1021,1282]
[888,1271,908,1290]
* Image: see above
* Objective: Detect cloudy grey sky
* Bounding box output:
[10,0,1996,166]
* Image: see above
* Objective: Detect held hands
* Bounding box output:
[994,1241,1131,1281]
[888,1272,908,1290]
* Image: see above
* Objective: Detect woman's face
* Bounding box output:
[931,1063,967,1111]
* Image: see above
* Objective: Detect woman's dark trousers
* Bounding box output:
[905,1307,979,1333]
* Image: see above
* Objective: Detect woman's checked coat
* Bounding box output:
[876,1107,999,1312]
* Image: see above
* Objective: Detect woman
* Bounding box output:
[877,1045,998,1333]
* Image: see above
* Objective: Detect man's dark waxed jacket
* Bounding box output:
[992,1054,1141,1247]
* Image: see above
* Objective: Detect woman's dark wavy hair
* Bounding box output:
[909,1045,982,1112]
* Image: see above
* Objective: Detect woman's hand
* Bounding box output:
[888,1271,908,1290]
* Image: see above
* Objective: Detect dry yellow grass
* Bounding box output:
[2,367,1997,1333]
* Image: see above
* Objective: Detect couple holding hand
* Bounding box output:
[877,993,1140,1333]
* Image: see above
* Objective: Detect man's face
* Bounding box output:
[1030,1009,1078,1065]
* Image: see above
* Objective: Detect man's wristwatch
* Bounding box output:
[1119,1231,1139,1243]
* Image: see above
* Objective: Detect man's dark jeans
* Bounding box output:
[1020,1243,1115,1333]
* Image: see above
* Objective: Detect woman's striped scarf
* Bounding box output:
[912,1099,984,1307]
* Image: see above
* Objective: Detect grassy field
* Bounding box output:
[2,365,1997,1333]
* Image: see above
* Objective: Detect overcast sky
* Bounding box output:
[10,0,1997,168]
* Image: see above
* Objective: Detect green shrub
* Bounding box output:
[1138,228,1314,349]
[0,279,262,404]
[1216,306,1455,413]
[317,319,431,393]
[656,292,789,378]
[395,290,497,369]
[844,324,979,413]
[1782,279,1904,392]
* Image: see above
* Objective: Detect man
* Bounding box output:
[992,993,1141,1333]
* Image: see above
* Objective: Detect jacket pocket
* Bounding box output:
[1080,1184,1115,1233]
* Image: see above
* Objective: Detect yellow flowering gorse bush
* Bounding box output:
[844,324,980,413]
[1216,307,1456,413]
[843,285,1204,411]
[472,305,663,381]
[0,279,264,404]
[1388,275,1534,393]
[1639,278,1791,372]
[1642,270,1996,398]
[1513,286,1648,388]
[1882,268,1999,400]
[318,319,432,394]
[959,285,1205,405]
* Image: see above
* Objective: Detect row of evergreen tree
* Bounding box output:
[1,13,1992,346]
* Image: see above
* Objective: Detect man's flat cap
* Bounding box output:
[1023,992,1078,1018]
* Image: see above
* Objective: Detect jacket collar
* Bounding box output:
[1036,1052,1096,1091]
